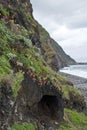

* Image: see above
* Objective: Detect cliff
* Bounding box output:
[0,0,76,71]
[51,39,76,65]
[38,24,76,71]
[0,0,87,130]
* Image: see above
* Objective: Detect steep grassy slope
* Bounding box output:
[38,24,76,70]
[59,108,87,130]
[0,21,64,96]
[0,0,76,71]
[0,1,87,130]
[51,39,76,65]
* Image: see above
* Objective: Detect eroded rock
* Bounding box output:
[0,80,14,130]
[11,72,64,128]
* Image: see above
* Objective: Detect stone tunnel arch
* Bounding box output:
[38,95,63,121]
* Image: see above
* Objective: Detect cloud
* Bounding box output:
[30,0,87,62]
[31,0,87,29]
[63,45,87,62]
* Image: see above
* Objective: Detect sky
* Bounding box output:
[30,0,87,62]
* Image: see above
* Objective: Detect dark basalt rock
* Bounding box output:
[11,72,64,128]
[0,80,14,130]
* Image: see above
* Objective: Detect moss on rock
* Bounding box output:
[59,108,87,130]
[11,122,36,130]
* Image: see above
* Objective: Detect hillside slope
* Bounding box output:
[0,0,86,130]
[38,24,76,70]
[0,0,76,71]
[51,39,76,65]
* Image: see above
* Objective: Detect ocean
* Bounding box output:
[59,64,87,79]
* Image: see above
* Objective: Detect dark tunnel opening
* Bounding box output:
[38,95,61,120]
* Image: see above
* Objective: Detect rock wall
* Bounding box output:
[10,73,64,127]
[0,80,14,130]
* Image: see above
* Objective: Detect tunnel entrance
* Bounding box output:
[38,95,60,120]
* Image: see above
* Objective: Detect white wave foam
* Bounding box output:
[60,65,87,78]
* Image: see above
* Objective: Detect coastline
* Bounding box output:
[59,72,87,105]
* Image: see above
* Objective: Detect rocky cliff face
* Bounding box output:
[38,24,76,71]
[0,0,76,71]
[0,0,86,130]
[10,73,64,129]
[51,39,76,66]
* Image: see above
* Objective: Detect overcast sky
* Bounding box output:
[31,0,87,62]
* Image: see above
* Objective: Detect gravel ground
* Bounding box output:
[59,72,87,105]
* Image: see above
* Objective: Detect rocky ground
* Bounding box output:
[60,72,87,106]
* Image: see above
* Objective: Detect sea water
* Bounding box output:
[60,64,87,78]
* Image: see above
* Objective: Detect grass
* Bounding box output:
[0,20,64,95]
[62,85,81,100]
[0,3,87,130]
[38,23,49,43]
[0,15,81,100]
[61,85,85,111]
[59,108,87,130]
[11,109,87,130]
[11,122,36,130]
[0,4,9,16]
[0,55,13,82]
[0,13,70,92]
[12,71,24,97]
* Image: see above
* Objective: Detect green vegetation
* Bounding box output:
[62,85,81,100]
[0,2,85,106]
[0,20,65,95]
[12,71,24,97]
[19,3,37,35]
[38,24,49,43]
[0,1,87,130]
[0,55,13,82]
[0,21,14,48]
[59,108,87,130]
[0,20,74,96]
[18,46,66,89]
[38,23,59,66]
[0,4,9,16]
[62,85,85,111]
[51,39,76,65]
[11,122,36,130]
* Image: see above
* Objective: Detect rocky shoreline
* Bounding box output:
[59,72,87,106]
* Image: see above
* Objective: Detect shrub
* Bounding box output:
[0,4,9,16]
[11,122,36,130]
[12,71,24,97]
[59,108,87,130]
